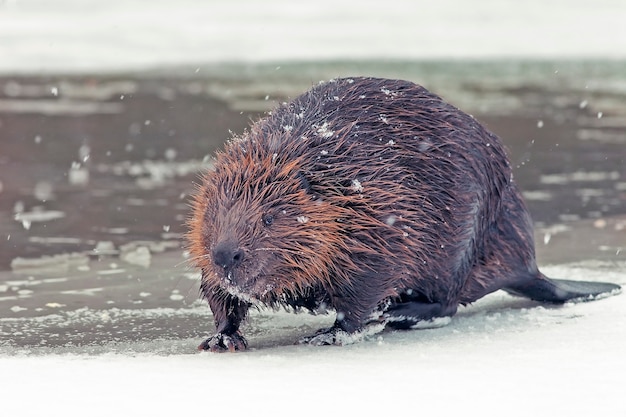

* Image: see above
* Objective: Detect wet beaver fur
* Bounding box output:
[187,77,620,352]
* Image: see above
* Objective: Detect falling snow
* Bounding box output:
[2,3,626,415]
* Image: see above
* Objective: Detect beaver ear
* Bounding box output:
[297,172,313,195]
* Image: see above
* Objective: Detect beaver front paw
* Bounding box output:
[198,331,248,353]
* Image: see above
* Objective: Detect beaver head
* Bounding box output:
[187,134,353,307]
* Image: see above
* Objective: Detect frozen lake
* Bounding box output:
[1,1,625,415]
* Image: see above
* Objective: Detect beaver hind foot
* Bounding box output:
[385,301,457,330]
[504,276,621,303]
[385,277,620,330]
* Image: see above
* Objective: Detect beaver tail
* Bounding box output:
[504,275,620,303]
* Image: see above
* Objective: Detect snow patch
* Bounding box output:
[410,316,453,329]
[120,245,151,268]
[93,241,118,256]
[45,302,66,308]
[316,122,334,138]
[381,87,399,97]
[14,209,65,229]
[61,288,104,297]
[299,322,387,346]
[522,190,553,201]
[28,236,83,245]
[540,171,620,185]
[351,179,363,193]
[169,291,184,301]
[96,268,126,276]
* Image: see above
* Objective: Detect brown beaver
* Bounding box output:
[187,76,621,352]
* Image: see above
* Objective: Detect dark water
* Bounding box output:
[0,76,250,269]
[0,60,625,351]
[1,60,625,270]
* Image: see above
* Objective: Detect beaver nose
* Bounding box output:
[213,241,244,270]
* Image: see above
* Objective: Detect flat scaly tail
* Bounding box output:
[504,275,621,303]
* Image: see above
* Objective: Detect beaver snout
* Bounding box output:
[213,241,245,270]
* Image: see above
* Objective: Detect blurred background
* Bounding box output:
[0,0,625,350]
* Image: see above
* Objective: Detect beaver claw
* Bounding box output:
[198,331,248,353]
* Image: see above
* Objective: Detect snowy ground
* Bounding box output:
[1,269,624,415]
[2,294,626,416]
[2,0,626,74]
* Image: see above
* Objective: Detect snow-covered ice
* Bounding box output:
[1,0,626,74]
[1,256,625,415]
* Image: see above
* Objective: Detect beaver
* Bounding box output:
[187,76,621,352]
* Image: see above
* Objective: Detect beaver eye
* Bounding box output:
[262,214,274,226]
